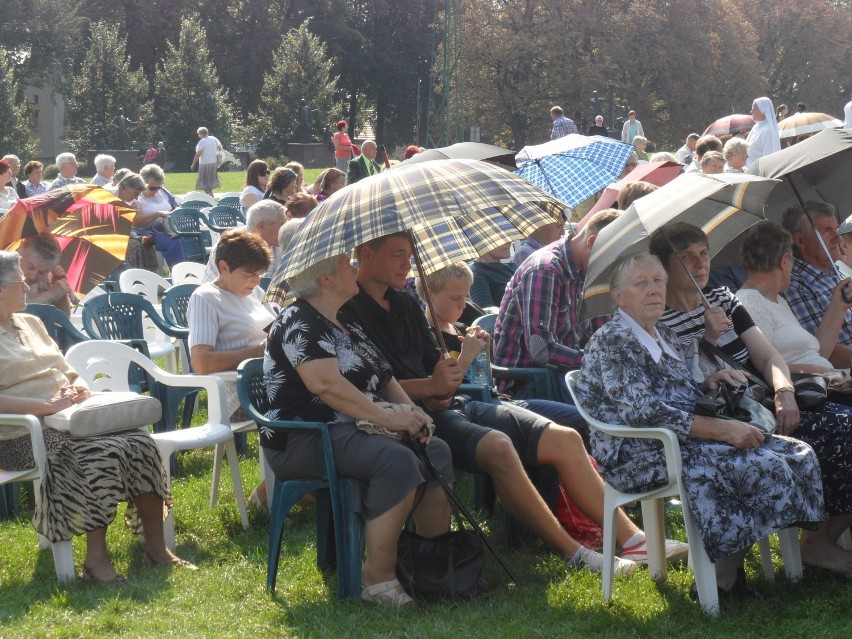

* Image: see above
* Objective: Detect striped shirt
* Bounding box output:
[658,286,755,365]
[492,238,606,394]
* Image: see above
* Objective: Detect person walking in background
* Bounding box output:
[621,111,644,144]
[191,127,222,196]
[156,142,167,168]
[550,106,578,140]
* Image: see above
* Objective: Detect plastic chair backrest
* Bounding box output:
[170,262,205,285]
[168,208,202,233]
[24,304,89,354]
[181,199,212,210]
[472,313,497,337]
[218,196,241,210]
[161,283,198,329]
[119,268,171,302]
[207,206,245,229]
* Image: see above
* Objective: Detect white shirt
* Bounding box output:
[195,136,221,165]
[617,309,682,364]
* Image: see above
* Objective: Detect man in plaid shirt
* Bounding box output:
[550,106,578,140]
[493,210,620,399]
[781,202,852,363]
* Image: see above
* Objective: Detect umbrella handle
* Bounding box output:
[407,230,449,356]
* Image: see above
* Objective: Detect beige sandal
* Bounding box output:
[360,578,416,607]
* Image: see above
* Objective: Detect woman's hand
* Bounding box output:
[719,419,766,448]
[43,386,90,415]
[773,390,800,435]
[704,369,748,390]
[703,305,732,345]
[379,408,433,443]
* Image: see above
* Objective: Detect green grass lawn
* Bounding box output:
[164,170,325,196]
[1,413,850,638]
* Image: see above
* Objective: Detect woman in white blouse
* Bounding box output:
[239,160,269,213]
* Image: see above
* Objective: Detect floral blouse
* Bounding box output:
[262,299,394,450]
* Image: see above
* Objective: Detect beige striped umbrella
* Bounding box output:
[582,172,780,319]
[778,112,844,139]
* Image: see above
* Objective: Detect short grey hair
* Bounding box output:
[111,167,131,185]
[246,200,286,232]
[723,137,749,160]
[139,163,165,184]
[632,136,648,146]
[288,254,341,299]
[278,218,304,253]
[197,127,208,136]
[94,154,116,172]
[609,252,666,294]
[55,152,77,167]
[2,154,20,166]
[0,250,22,286]
[118,173,145,193]
[649,151,677,163]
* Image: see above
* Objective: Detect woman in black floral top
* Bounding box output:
[264,253,453,607]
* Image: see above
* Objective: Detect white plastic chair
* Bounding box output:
[0,414,74,580]
[565,371,802,616]
[65,341,249,550]
[178,192,216,206]
[170,262,207,286]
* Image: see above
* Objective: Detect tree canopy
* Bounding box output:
[1,0,850,158]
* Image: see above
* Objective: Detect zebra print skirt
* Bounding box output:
[0,427,170,542]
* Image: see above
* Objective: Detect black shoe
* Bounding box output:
[689,568,763,602]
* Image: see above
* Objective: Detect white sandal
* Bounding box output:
[360,578,416,607]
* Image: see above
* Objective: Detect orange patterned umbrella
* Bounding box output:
[0,184,136,294]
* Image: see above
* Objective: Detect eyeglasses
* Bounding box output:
[258,171,269,177]
[146,185,162,191]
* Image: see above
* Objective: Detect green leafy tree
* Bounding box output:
[63,22,152,155]
[0,53,38,159]
[254,19,340,158]
[153,16,233,168]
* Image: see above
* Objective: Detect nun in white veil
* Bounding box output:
[745,97,781,167]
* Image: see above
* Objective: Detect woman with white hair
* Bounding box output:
[48,153,84,190]
[745,98,781,167]
[723,138,750,173]
[90,154,116,187]
[133,164,184,267]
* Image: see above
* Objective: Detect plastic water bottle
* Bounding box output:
[469,349,490,385]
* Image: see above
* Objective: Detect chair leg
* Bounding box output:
[757,537,775,582]
[640,498,668,581]
[51,540,75,581]
[260,446,275,506]
[209,442,225,508]
[222,439,249,529]
[601,488,619,602]
[776,528,803,582]
[681,499,719,616]
[338,479,363,599]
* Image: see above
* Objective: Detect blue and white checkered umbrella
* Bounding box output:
[514,134,635,208]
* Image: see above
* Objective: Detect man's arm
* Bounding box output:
[520,268,584,368]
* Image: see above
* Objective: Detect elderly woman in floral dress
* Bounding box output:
[575,252,825,596]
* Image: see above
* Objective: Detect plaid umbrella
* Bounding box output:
[582,172,780,319]
[265,158,564,307]
[513,134,634,208]
[0,184,136,294]
[777,112,844,139]
[703,114,754,138]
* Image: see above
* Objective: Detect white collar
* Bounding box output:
[617,309,681,363]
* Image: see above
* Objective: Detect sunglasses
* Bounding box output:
[258,171,269,177]
[146,184,162,191]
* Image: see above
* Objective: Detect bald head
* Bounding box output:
[362,140,377,160]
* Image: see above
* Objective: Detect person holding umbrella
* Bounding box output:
[342,231,687,574]
[264,251,454,607]
[746,98,781,167]
[650,222,852,578]
[574,251,825,596]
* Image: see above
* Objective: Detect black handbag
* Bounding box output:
[396,526,488,601]
[695,382,777,435]
[791,373,828,411]
[396,437,520,601]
